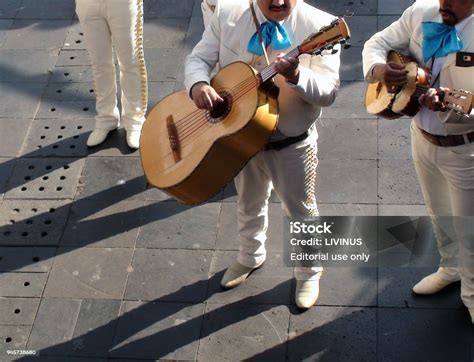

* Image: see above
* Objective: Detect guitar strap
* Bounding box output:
[249,0,270,66]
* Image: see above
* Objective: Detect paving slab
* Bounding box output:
[110,301,204,360]
[0,158,15,198]
[378,117,412,159]
[340,46,364,81]
[378,159,424,204]
[215,202,285,251]
[5,158,85,199]
[62,21,86,50]
[61,199,144,248]
[0,199,71,246]
[0,19,12,47]
[137,201,220,249]
[322,81,376,119]
[124,248,212,302]
[3,20,69,50]
[185,16,204,49]
[16,0,76,20]
[344,16,378,47]
[20,118,94,158]
[43,82,96,101]
[75,157,147,201]
[36,99,96,119]
[27,298,82,354]
[49,65,93,83]
[0,298,40,325]
[144,48,187,81]
[317,118,377,160]
[378,308,472,362]
[0,325,31,356]
[207,251,293,305]
[0,247,56,272]
[378,204,428,216]
[144,0,195,19]
[288,306,377,362]
[378,15,401,30]
[0,82,46,118]
[306,0,377,15]
[0,49,57,83]
[319,203,378,216]
[0,119,32,157]
[147,81,175,110]
[378,0,415,15]
[198,303,289,362]
[316,159,378,203]
[0,1,22,19]
[56,49,91,66]
[143,18,188,48]
[319,267,377,306]
[68,299,121,357]
[0,273,48,297]
[378,267,463,309]
[44,247,133,299]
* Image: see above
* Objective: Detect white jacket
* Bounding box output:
[185,0,341,137]
[362,0,474,135]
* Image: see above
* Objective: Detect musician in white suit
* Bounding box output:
[362,0,474,322]
[185,0,341,309]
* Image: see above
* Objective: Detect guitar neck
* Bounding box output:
[414,85,473,115]
[257,47,301,85]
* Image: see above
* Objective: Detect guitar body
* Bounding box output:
[140,61,278,204]
[365,51,430,119]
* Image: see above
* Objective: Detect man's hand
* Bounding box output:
[419,87,448,112]
[274,53,300,85]
[371,62,408,93]
[190,82,223,110]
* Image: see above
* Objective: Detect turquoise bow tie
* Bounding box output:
[247,21,292,56]
[422,21,463,62]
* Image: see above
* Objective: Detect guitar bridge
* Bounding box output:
[166,115,181,162]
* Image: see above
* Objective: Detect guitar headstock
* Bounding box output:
[444,89,473,115]
[299,18,351,56]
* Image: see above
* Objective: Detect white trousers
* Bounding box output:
[235,129,322,281]
[75,0,147,131]
[411,122,474,308]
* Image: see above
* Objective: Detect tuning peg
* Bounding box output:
[313,49,322,56]
[344,42,351,49]
[331,48,339,54]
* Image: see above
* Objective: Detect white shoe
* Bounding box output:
[295,279,320,309]
[220,261,262,289]
[87,129,114,147]
[126,130,141,149]
[412,272,459,295]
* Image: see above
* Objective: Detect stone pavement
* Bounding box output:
[0,0,472,361]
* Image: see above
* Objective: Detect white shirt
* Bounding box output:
[415,16,471,135]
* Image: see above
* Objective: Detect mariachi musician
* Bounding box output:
[362,0,474,322]
[186,0,341,309]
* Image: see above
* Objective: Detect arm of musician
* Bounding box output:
[369,62,408,92]
[283,46,341,107]
[184,3,222,96]
[190,82,223,110]
[362,5,414,80]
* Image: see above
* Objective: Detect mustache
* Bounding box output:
[439,8,458,20]
[269,4,288,10]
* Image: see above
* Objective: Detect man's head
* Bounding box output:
[257,0,298,22]
[439,0,473,25]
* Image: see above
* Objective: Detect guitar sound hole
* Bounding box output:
[209,91,232,123]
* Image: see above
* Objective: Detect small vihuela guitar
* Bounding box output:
[365,50,473,119]
[140,18,351,204]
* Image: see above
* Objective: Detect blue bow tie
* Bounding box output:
[247,21,292,56]
[422,21,463,62]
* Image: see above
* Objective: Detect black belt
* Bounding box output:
[264,131,309,151]
[419,128,474,147]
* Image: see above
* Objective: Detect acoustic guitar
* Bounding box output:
[140,18,351,205]
[365,50,473,119]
